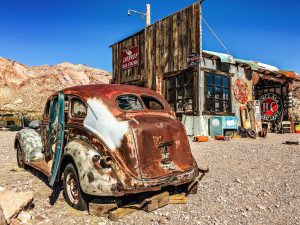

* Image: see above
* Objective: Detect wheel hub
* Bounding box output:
[66,173,79,204]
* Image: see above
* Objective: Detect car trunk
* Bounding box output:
[129,115,195,180]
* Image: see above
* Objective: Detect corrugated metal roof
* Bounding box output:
[202,51,297,79]
[202,50,235,64]
[257,62,279,73]
[235,59,259,71]
[279,70,297,79]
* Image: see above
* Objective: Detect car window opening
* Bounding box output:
[141,96,164,110]
[116,95,144,111]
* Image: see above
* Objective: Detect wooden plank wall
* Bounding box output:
[112,3,200,95]
[112,31,145,84]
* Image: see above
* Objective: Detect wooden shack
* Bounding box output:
[111,2,297,136]
[111,3,201,116]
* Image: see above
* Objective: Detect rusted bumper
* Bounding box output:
[114,166,200,195]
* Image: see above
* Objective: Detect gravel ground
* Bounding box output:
[0,131,299,225]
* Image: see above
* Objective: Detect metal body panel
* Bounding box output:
[64,140,120,196]
[15,128,44,163]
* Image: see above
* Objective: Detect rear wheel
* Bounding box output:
[16,144,26,169]
[63,163,87,210]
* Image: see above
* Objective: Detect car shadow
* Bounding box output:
[26,166,63,206]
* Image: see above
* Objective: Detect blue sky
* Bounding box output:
[0,0,299,73]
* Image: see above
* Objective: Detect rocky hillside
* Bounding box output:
[0,58,111,116]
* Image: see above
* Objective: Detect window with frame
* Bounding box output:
[205,73,231,113]
[71,98,87,118]
[116,95,144,111]
[166,72,194,113]
[140,96,164,111]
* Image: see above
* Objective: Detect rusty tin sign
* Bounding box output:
[234,78,249,104]
[121,46,139,70]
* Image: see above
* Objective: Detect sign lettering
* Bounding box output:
[259,93,283,121]
[121,46,139,70]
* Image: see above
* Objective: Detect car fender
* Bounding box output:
[15,128,44,163]
[64,139,121,196]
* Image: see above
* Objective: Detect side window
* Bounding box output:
[71,98,87,118]
[116,95,144,111]
[141,96,164,110]
[43,100,51,118]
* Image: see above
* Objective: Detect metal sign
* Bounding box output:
[187,53,200,68]
[259,93,283,121]
[121,46,139,70]
[234,78,249,104]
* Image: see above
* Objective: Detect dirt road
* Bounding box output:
[0,131,299,224]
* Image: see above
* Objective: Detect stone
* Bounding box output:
[0,204,7,225]
[17,211,32,224]
[0,190,34,223]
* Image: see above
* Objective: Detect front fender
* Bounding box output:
[64,140,121,196]
[15,128,44,163]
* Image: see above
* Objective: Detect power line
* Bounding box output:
[202,16,232,56]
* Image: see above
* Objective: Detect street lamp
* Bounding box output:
[128,4,151,27]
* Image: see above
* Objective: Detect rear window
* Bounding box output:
[116,95,144,111]
[141,96,164,110]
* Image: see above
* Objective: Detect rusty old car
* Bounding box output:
[14,84,200,210]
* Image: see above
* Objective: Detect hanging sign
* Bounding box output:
[259,93,283,121]
[187,53,200,68]
[121,46,139,70]
[234,78,249,104]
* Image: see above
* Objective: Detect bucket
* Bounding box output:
[295,125,300,134]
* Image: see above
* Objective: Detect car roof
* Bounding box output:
[60,84,162,99]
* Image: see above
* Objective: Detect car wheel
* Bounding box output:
[63,163,87,211]
[16,144,26,169]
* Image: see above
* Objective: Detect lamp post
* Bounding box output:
[128,4,151,27]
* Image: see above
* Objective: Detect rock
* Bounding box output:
[235,178,242,184]
[0,187,6,192]
[0,190,34,223]
[0,204,7,225]
[17,211,32,223]
[256,205,266,211]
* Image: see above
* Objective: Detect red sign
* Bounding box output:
[259,93,283,121]
[121,46,139,70]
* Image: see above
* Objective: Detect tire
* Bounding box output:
[63,163,87,211]
[16,144,26,169]
[247,129,257,139]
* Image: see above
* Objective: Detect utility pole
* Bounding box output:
[197,0,203,116]
[128,4,151,27]
[146,4,151,27]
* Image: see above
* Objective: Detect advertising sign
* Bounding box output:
[187,53,200,68]
[234,78,249,104]
[121,46,139,70]
[259,93,283,121]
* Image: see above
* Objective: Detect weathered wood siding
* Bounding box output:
[112,3,200,94]
[112,31,145,84]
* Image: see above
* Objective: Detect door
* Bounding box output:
[49,92,65,186]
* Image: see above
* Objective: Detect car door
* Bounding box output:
[49,92,65,186]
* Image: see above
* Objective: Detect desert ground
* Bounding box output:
[0,131,299,225]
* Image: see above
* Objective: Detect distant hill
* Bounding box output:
[0,57,111,116]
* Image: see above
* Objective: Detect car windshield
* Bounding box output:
[116,95,144,111]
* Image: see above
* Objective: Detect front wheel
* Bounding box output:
[63,163,87,210]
